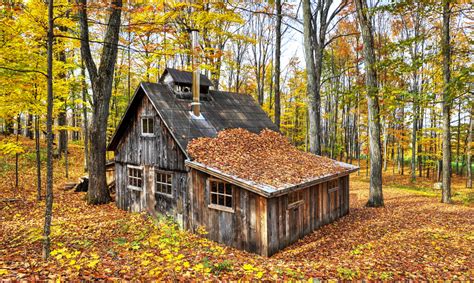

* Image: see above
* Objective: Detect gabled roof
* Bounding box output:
[185,128,359,197]
[107,82,279,154]
[159,68,214,87]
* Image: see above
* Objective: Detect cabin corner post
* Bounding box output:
[260,197,269,256]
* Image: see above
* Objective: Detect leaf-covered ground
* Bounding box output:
[1,137,473,280]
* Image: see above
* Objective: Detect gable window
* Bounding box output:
[208,178,233,212]
[155,170,173,197]
[127,165,143,190]
[288,190,303,207]
[141,117,154,136]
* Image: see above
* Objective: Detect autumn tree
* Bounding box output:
[274,0,282,129]
[77,0,122,204]
[355,0,384,207]
[43,0,54,259]
[440,0,452,203]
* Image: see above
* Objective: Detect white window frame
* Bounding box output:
[154,168,173,198]
[207,177,234,213]
[127,165,144,191]
[141,116,155,137]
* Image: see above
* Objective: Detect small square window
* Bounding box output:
[141,117,154,136]
[155,170,172,197]
[209,178,233,212]
[127,165,143,190]
[288,190,303,207]
[328,180,339,193]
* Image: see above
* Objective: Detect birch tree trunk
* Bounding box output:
[355,0,384,207]
[302,0,319,154]
[78,0,122,204]
[441,0,452,203]
[274,0,282,129]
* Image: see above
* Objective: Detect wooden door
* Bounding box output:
[287,204,303,243]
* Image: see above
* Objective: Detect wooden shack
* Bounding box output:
[107,68,358,256]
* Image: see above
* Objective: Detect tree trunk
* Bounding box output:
[35,115,42,201]
[302,0,320,155]
[441,0,452,204]
[15,115,20,189]
[467,111,472,188]
[57,32,68,157]
[274,0,282,129]
[26,114,33,139]
[411,102,417,182]
[43,0,54,260]
[78,0,122,204]
[456,100,461,175]
[355,0,384,207]
[81,59,89,173]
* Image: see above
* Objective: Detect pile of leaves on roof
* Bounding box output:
[187,128,347,188]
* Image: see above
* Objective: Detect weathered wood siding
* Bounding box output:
[114,91,189,227]
[189,168,351,256]
[266,175,350,256]
[189,169,269,256]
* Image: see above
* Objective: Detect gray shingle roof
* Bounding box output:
[160,68,213,87]
[107,81,279,155]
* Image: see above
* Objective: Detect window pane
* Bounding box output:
[225,196,232,207]
[148,119,154,134]
[218,195,224,206]
[142,119,147,133]
[211,193,217,204]
[211,181,217,193]
[218,182,224,194]
[225,183,232,195]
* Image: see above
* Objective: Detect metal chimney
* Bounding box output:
[191,29,201,117]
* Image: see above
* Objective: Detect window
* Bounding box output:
[127,165,143,190]
[288,190,303,207]
[328,180,339,193]
[209,178,233,212]
[141,117,154,136]
[155,170,172,197]
[328,179,340,212]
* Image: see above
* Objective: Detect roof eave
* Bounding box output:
[185,160,359,198]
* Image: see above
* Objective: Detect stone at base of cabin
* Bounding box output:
[433,182,443,190]
[73,177,89,192]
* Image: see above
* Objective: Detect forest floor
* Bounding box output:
[0,137,473,280]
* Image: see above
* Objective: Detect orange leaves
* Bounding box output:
[188,128,347,188]
[1,136,473,280]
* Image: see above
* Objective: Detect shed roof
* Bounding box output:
[186,129,359,197]
[107,79,278,154]
[160,68,214,87]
